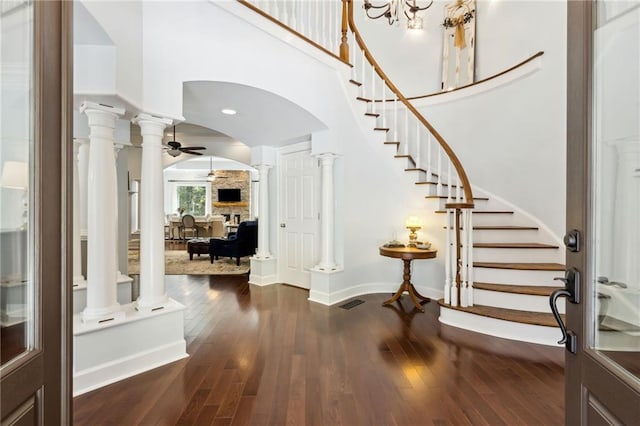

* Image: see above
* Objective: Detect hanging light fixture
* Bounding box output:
[363,0,433,29]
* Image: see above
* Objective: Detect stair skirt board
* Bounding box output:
[474,288,565,314]
[473,267,562,286]
[439,306,563,346]
[472,247,561,263]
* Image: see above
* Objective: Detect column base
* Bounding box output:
[73,298,187,396]
[308,267,344,305]
[249,256,278,286]
[73,276,133,315]
[135,295,171,313]
[81,305,126,325]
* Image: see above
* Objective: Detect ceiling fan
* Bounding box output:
[164,125,206,157]
[200,156,227,181]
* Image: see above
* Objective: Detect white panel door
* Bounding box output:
[278,148,319,289]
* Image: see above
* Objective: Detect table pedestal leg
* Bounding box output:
[382,258,430,312]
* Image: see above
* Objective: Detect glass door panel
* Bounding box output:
[0,0,34,367]
[591,0,640,379]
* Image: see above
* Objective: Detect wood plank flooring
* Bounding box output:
[73,274,566,425]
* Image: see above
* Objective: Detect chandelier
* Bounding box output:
[363,0,434,29]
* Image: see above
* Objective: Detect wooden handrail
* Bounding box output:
[346,0,474,206]
[236,0,351,67]
[406,51,544,101]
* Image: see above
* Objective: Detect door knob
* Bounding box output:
[549,267,580,353]
[563,229,580,252]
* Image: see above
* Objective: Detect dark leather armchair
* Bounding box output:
[210,220,258,265]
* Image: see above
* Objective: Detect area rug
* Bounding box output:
[127,250,250,275]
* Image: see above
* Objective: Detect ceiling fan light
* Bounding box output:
[167,149,181,157]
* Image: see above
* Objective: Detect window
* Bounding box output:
[177,185,206,216]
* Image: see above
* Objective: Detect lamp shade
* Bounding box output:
[0,161,28,189]
[405,216,421,228]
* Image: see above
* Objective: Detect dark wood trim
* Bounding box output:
[236,0,351,67]
[565,1,591,423]
[474,282,561,297]
[438,299,562,328]
[403,51,545,101]
[473,242,559,249]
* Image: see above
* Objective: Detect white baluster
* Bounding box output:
[307,0,312,39]
[350,34,356,80]
[467,211,474,306]
[415,122,421,170]
[426,133,432,183]
[404,107,409,155]
[361,48,366,97]
[321,1,327,49]
[371,63,376,114]
[436,149,442,196]
[314,0,319,43]
[444,209,452,304]
[264,0,271,15]
[461,209,468,307]
[290,0,297,31]
[393,98,398,142]
[455,43,461,88]
[450,209,458,307]
[273,0,280,21]
[456,172,462,201]
[298,0,305,35]
[447,161,452,201]
[328,0,334,53]
[381,82,386,128]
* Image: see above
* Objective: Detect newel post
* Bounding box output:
[340,0,349,62]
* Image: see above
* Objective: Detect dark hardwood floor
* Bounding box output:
[73,274,566,425]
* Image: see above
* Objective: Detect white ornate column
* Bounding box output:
[133,113,173,310]
[255,164,272,259]
[73,140,85,286]
[314,153,338,271]
[80,102,125,323]
[78,138,89,237]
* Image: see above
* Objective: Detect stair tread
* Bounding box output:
[349,79,362,86]
[473,225,539,230]
[374,127,390,132]
[436,210,513,214]
[428,196,489,201]
[474,262,565,271]
[356,96,372,102]
[365,112,380,117]
[438,299,562,328]
[474,242,559,249]
[474,282,561,296]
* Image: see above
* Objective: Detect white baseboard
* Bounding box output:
[248,274,278,286]
[308,282,444,306]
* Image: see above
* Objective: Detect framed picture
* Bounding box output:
[441,0,476,91]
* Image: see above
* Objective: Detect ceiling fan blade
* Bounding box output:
[181,146,206,150]
[180,149,203,156]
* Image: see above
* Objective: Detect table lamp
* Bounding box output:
[405,216,421,247]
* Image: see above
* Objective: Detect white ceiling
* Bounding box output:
[183,81,327,147]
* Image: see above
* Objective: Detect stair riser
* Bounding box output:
[462,214,521,227]
[472,229,541,243]
[473,248,561,264]
[473,267,562,286]
[474,289,565,314]
[439,307,562,346]
[429,199,489,210]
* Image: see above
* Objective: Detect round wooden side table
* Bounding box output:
[379,246,437,312]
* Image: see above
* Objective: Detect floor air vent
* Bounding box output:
[339,299,365,310]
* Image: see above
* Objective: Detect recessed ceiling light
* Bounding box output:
[221,108,237,115]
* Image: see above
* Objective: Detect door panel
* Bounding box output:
[1,1,69,423]
[564,1,640,423]
[278,147,319,288]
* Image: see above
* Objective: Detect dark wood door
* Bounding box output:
[0,1,71,423]
[563,1,640,423]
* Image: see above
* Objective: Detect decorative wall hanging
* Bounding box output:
[441,0,476,91]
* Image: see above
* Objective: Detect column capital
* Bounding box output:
[133,114,173,139]
[79,101,125,117]
[314,152,339,160]
[253,163,273,172]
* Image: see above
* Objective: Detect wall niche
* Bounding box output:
[211,170,251,223]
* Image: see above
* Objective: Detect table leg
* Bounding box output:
[382,258,430,312]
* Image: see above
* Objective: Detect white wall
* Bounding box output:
[79,0,569,299]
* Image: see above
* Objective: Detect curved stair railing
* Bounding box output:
[238,0,476,308]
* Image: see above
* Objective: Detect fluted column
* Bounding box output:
[73,139,85,286]
[133,113,172,310]
[80,102,124,322]
[78,138,90,237]
[315,153,338,271]
[254,164,272,259]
